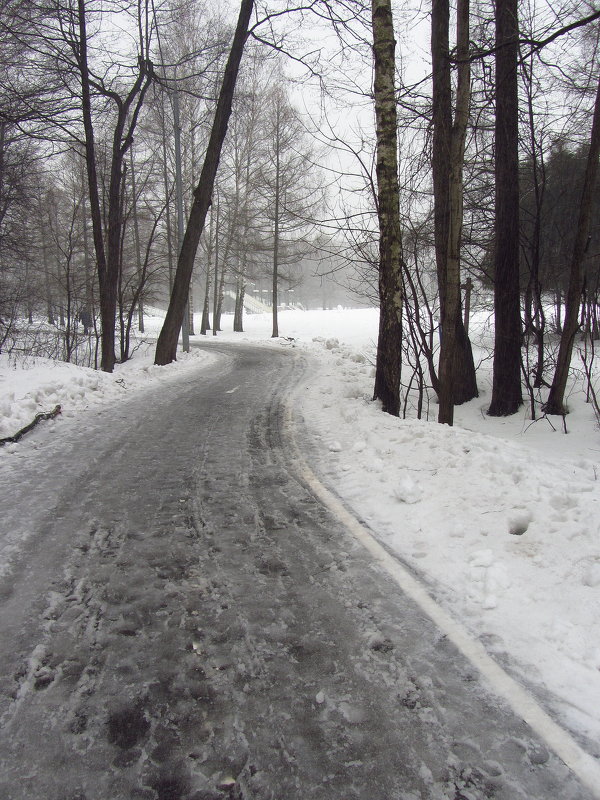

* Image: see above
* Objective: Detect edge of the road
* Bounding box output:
[281,369,600,800]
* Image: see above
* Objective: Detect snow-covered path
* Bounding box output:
[0,343,593,799]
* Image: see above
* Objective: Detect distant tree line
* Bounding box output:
[0,0,321,368]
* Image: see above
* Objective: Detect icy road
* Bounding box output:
[0,343,594,799]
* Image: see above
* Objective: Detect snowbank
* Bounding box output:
[292,314,600,751]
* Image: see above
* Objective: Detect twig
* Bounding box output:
[0,405,62,447]
[523,413,557,433]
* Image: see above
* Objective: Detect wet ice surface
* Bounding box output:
[0,344,592,799]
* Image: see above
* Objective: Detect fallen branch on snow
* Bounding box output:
[0,405,62,447]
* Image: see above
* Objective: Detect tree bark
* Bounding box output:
[234,277,246,332]
[77,1,151,373]
[200,204,213,335]
[544,74,600,415]
[200,265,211,334]
[431,0,478,417]
[272,109,281,338]
[371,0,404,416]
[212,191,220,335]
[160,100,175,293]
[437,0,472,425]
[215,261,226,332]
[77,1,108,367]
[488,0,523,415]
[154,0,254,365]
[129,148,144,335]
[522,55,546,388]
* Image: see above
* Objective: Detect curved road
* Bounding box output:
[0,343,593,799]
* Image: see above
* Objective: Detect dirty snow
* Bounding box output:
[2,306,600,753]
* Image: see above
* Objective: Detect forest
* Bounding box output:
[1,0,599,425]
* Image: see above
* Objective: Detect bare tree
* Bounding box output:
[488,0,523,415]
[544,71,600,416]
[371,0,404,416]
[252,82,321,337]
[155,0,254,366]
[433,0,477,425]
[78,1,154,371]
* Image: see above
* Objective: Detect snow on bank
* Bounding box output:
[2,307,600,753]
[0,339,216,444]
[286,311,600,751]
[211,307,600,748]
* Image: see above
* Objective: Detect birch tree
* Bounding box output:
[371,0,404,416]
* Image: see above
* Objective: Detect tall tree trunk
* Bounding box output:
[200,204,213,335]
[555,290,562,333]
[77,1,110,368]
[234,143,252,335]
[272,113,280,338]
[215,262,226,331]
[371,0,404,416]
[77,1,151,373]
[437,0,472,424]
[201,270,211,334]
[544,74,600,415]
[155,0,254,365]
[188,286,195,335]
[234,276,246,332]
[117,167,129,362]
[488,0,523,415]
[39,200,55,325]
[431,0,478,415]
[160,101,175,293]
[81,170,94,332]
[130,148,145,334]
[212,191,220,335]
[172,86,189,353]
[50,202,66,328]
[522,55,546,388]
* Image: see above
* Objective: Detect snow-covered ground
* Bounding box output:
[2,307,599,753]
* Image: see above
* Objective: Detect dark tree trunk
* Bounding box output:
[431,0,478,419]
[160,105,175,293]
[521,55,547,389]
[81,177,95,333]
[77,1,151,373]
[435,0,475,425]
[130,148,144,335]
[271,129,280,339]
[155,0,254,365]
[371,0,404,416]
[78,1,109,369]
[212,193,220,336]
[544,74,600,415]
[488,0,523,416]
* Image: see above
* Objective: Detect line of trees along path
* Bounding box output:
[2,0,600,423]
